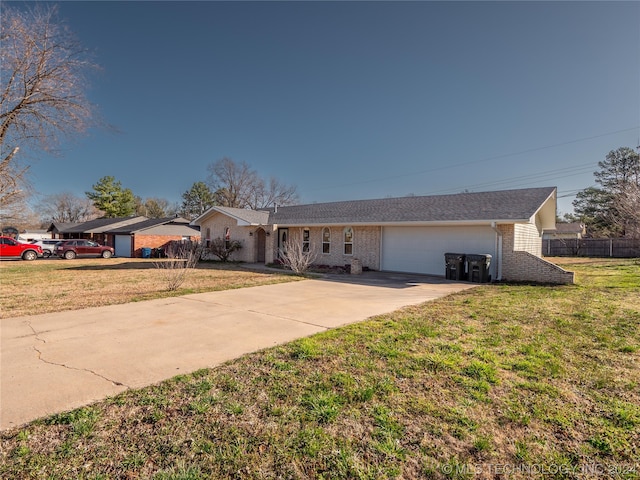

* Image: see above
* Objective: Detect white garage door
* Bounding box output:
[114,235,132,258]
[381,226,496,277]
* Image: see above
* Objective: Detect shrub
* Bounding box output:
[205,237,242,262]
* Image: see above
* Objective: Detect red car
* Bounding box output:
[0,236,43,261]
[55,239,115,259]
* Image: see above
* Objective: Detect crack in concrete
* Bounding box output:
[245,309,329,329]
[24,321,130,389]
[181,297,329,329]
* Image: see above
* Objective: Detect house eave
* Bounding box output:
[272,219,532,228]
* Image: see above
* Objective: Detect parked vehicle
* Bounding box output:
[0,236,43,261]
[55,240,115,259]
[29,239,61,258]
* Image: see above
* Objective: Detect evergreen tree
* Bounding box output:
[181,181,215,219]
[573,147,640,237]
[86,176,135,217]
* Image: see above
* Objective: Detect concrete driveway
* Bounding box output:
[1,271,475,430]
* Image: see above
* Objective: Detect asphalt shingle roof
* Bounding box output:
[268,187,556,225]
[55,217,147,234]
[107,217,192,234]
[212,207,270,225]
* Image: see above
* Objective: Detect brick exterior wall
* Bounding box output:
[199,213,278,263]
[275,226,381,270]
[197,222,383,268]
[498,224,574,284]
[132,234,199,257]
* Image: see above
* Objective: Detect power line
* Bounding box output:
[424,162,598,196]
[309,126,639,193]
[557,188,591,199]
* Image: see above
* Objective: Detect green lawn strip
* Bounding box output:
[1,259,638,479]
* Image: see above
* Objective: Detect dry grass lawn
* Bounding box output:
[0,258,300,318]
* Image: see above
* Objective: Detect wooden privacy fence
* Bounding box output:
[543,238,640,257]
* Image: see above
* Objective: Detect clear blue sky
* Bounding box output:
[21,1,640,215]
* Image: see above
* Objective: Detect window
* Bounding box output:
[302,228,310,253]
[206,228,211,248]
[225,227,230,249]
[322,227,330,254]
[343,227,353,255]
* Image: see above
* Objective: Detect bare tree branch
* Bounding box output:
[36,192,100,224]
[206,157,298,209]
[1,4,99,214]
[280,229,317,274]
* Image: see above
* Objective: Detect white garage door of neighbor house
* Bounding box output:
[114,235,132,258]
[381,226,496,276]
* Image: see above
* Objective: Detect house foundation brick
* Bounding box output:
[498,224,573,284]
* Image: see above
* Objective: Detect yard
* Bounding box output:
[1,258,639,479]
[0,258,300,319]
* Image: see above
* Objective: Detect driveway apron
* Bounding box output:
[1,273,475,430]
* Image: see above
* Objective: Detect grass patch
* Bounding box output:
[0,258,300,318]
[1,258,639,479]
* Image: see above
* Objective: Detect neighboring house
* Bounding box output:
[107,217,200,257]
[47,222,82,238]
[192,186,574,284]
[48,217,147,244]
[542,222,585,240]
[47,216,200,257]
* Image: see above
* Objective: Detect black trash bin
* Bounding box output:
[466,254,492,283]
[444,253,466,281]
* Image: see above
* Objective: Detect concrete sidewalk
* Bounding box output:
[1,273,474,430]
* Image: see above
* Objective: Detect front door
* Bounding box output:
[256,229,266,263]
[278,228,288,260]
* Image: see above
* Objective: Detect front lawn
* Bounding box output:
[1,258,639,479]
[0,258,300,318]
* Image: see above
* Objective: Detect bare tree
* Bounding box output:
[207,157,258,208]
[206,157,298,209]
[37,192,99,224]
[0,189,39,230]
[0,147,28,218]
[614,183,640,238]
[134,196,174,218]
[247,176,299,210]
[1,5,98,217]
[153,241,203,291]
[280,229,317,274]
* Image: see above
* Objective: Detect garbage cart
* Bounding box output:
[466,254,492,283]
[445,253,466,281]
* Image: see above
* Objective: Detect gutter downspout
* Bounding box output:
[491,222,502,281]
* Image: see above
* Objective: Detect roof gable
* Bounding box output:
[192,206,270,226]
